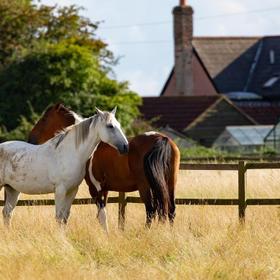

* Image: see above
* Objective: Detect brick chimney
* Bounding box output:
[173,0,193,96]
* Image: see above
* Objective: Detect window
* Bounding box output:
[263,76,279,88]
[270,50,275,64]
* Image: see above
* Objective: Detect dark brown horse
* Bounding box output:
[28,103,82,144]
[28,104,180,230]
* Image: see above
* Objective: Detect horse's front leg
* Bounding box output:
[55,186,78,225]
[2,185,20,227]
[96,191,109,233]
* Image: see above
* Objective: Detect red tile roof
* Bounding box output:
[140,96,220,131]
[235,101,280,125]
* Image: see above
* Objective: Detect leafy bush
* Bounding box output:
[180,145,229,160]
[0,114,39,142]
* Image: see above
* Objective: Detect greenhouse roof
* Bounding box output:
[226,126,273,145]
[265,122,280,141]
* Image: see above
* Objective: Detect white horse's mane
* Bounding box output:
[52,115,97,149]
[51,109,114,149]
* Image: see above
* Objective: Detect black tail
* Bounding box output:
[143,136,172,222]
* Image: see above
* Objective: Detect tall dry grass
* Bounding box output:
[0,169,279,279]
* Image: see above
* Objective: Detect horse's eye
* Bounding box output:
[107,124,114,129]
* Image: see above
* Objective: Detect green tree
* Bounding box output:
[0,1,141,138]
[0,1,110,67]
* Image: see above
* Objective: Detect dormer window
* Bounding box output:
[270,50,275,64]
[263,76,279,88]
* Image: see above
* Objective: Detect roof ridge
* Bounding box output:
[184,96,224,130]
[193,36,263,40]
[143,96,219,99]
[220,95,258,125]
[226,125,273,128]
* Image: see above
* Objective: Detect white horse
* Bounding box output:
[0,107,128,226]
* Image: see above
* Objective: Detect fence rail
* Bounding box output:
[182,156,280,162]
[0,161,279,228]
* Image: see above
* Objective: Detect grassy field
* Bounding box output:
[0,169,279,279]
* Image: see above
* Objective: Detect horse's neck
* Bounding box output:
[78,130,100,161]
[59,126,100,163]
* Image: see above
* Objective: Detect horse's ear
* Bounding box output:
[95,107,104,116]
[111,106,117,116]
[54,103,63,111]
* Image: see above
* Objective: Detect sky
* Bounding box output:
[41,0,280,96]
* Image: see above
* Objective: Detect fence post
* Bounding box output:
[238,160,247,222]
[118,192,126,230]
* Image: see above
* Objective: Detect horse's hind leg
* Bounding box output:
[2,185,20,227]
[168,167,178,225]
[138,184,156,228]
[168,189,176,225]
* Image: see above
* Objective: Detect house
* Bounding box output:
[140,0,280,147]
[141,95,256,147]
[162,36,280,101]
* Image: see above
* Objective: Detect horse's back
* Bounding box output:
[0,140,36,159]
[0,140,55,192]
[129,132,180,162]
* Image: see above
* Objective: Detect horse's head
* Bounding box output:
[28,103,76,144]
[95,107,129,154]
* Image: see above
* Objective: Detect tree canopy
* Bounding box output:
[0,0,141,139]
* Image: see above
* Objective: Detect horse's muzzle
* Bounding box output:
[118,143,129,155]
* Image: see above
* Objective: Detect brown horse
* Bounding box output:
[28,103,83,144]
[28,104,180,230]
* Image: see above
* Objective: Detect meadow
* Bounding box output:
[0,169,279,280]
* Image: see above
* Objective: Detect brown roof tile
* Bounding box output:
[193,37,261,93]
[140,96,220,131]
[193,36,280,98]
[235,101,280,124]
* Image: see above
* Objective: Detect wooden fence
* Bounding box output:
[182,156,280,162]
[1,161,280,229]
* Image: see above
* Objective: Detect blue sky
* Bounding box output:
[41,0,280,96]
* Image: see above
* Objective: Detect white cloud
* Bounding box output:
[194,0,280,36]
[217,1,246,13]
